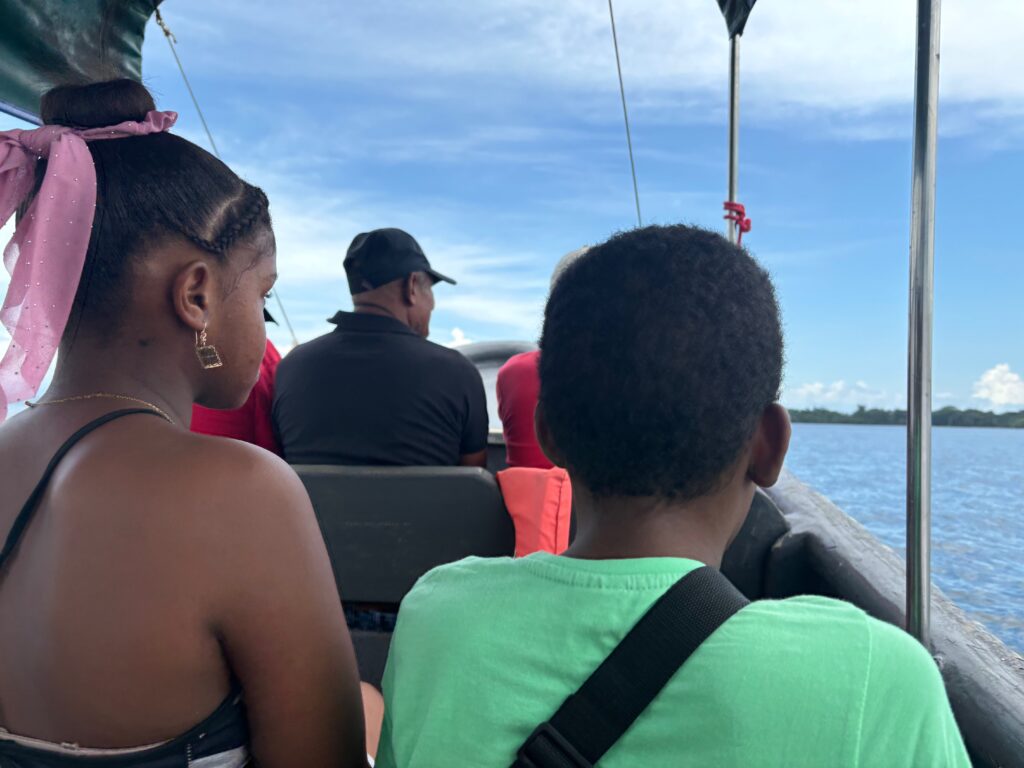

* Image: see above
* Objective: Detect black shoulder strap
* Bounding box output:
[512,565,750,768]
[0,408,163,572]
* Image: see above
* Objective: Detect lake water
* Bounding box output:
[784,423,1024,654]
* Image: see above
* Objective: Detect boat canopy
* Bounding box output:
[0,0,161,123]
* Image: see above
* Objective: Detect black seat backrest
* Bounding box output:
[486,432,509,473]
[294,465,515,605]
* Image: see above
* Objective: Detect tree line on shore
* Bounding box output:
[788,405,1024,428]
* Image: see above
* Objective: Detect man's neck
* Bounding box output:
[352,301,406,326]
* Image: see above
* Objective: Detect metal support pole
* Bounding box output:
[727,36,741,244]
[0,100,42,125]
[906,0,942,647]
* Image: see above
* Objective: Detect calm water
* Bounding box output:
[784,423,1024,654]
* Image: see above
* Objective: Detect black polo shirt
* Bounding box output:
[272,311,488,466]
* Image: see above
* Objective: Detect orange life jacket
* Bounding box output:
[496,466,573,557]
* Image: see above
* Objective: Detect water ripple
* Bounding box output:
[784,423,1024,653]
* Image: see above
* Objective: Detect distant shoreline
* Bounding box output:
[789,406,1024,429]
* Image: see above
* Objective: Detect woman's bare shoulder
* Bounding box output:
[162,430,314,525]
[141,431,329,605]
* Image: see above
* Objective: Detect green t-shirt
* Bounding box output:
[377,553,969,768]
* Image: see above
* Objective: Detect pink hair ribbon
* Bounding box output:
[0,110,177,422]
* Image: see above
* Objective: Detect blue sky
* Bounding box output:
[3,0,1023,412]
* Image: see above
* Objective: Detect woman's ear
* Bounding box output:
[172,260,215,333]
[535,403,567,468]
[747,403,792,489]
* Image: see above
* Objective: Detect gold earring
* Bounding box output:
[195,324,223,369]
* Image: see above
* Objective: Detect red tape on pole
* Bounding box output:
[723,201,752,245]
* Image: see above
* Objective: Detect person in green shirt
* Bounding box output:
[377,224,970,767]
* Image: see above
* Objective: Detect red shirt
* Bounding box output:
[191,339,282,455]
[496,350,553,470]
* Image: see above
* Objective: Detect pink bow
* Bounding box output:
[0,110,177,422]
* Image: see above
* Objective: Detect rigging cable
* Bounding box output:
[154,8,300,348]
[606,0,643,228]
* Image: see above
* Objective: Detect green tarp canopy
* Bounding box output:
[0,0,161,123]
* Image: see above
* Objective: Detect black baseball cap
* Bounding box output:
[344,228,456,296]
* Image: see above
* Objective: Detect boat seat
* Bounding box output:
[721,490,791,600]
[293,464,515,684]
[486,433,509,473]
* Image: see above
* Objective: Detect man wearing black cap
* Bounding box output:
[272,228,489,467]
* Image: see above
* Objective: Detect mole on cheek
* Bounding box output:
[138,338,151,347]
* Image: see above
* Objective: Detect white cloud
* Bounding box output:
[153,0,1024,138]
[783,379,896,411]
[439,292,543,339]
[972,364,1024,409]
[446,328,473,348]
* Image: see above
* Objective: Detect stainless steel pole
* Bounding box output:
[906,0,942,646]
[0,100,42,125]
[727,36,741,244]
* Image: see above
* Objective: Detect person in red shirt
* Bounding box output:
[496,350,549,469]
[496,248,588,469]
[191,311,283,454]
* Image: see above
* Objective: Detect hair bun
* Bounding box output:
[41,79,156,128]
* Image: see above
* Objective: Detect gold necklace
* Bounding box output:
[25,393,175,424]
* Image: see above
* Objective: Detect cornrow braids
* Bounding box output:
[187,186,270,256]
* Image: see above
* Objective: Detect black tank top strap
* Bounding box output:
[0,408,165,573]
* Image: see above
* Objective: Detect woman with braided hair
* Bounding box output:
[0,80,372,766]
